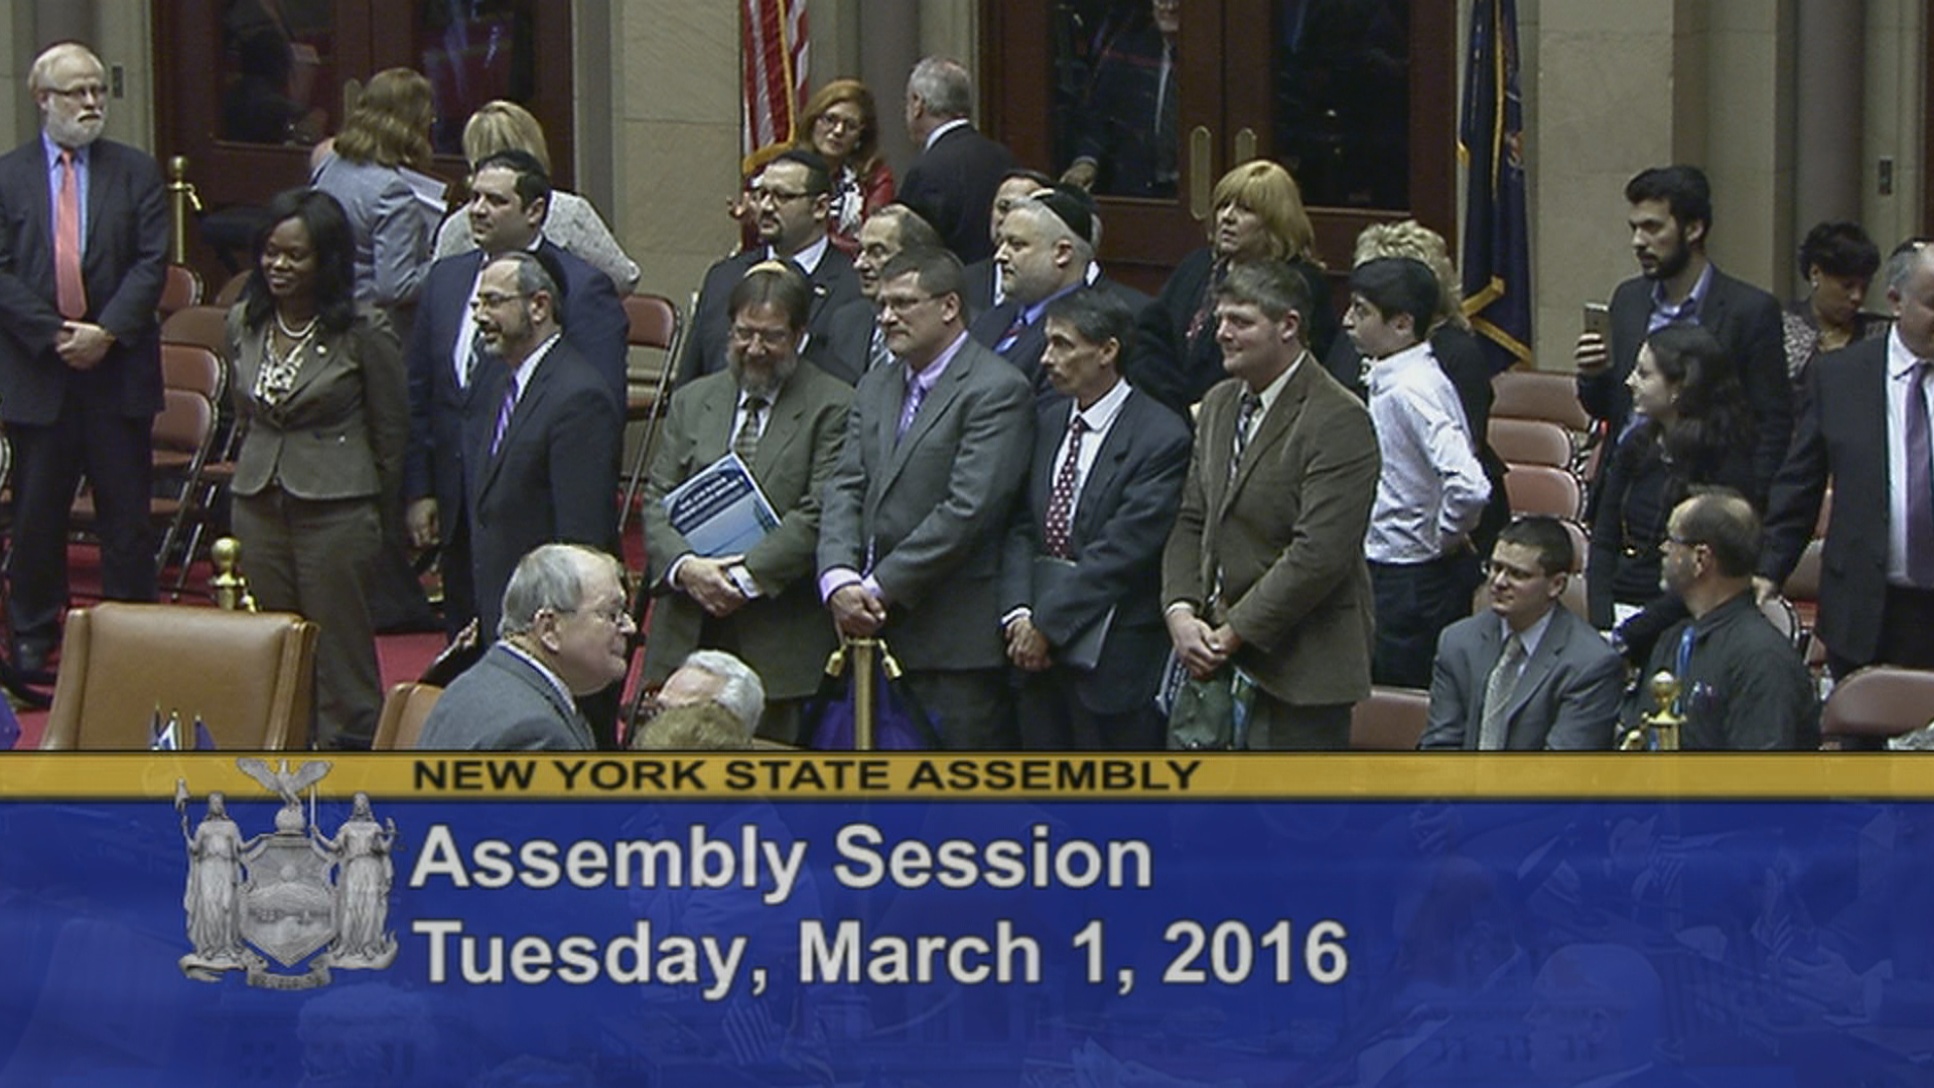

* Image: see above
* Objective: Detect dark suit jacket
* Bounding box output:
[416,642,594,750]
[1419,606,1625,749]
[468,338,622,636]
[817,334,1035,671]
[1759,337,1892,667]
[969,278,1153,396]
[0,137,168,425]
[817,295,879,386]
[402,242,628,535]
[1130,248,1337,418]
[228,307,407,503]
[1161,362,1380,706]
[1577,268,1789,502]
[1000,387,1191,713]
[641,363,852,699]
[677,245,862,386]
[898,124,1016,266]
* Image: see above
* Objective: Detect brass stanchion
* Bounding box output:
[166,155,202,265]
[209,537,257,613]
[823,637,904,751]
[1619,670,1685,751]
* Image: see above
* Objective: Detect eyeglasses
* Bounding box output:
[47,83,106,102]
[752,187,814,205]
[815,113,864,134]
[552,602,631,627]
[730,325,795,349]
[470,291,529,310]
[877,293,940,315]
[1482,561,1544,582]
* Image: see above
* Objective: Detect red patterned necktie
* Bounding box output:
[1044,415,1087,558]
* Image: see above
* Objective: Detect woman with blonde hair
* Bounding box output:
[432,100,640,293]
[310,67,438,322]
[1324,218,1510,555]
[1130,159,1336,414]
[733,78,895,256]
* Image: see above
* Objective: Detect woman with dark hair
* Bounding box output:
[1588,324,1757,663]
[733,79,895,256]
[1129,159,1337,416]
[228,188,407,749]
[1784,220,1888,382]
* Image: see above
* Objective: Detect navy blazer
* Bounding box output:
[898,124,1016,266]
[0,137,168,425]
[1000,387,1191,713]
[403,241,628,530]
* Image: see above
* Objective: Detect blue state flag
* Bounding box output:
[1460,0,1532,372]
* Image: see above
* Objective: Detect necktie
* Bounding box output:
[1044,415,1088,559]
[1907,362,1934,586]
[1478,633,1526,750]
[489,381,517,457]
[995,308,1028,355]
[733,395,767,464]
[55,150,86,320]
[1228,391,1263,487]
[897,376,927,443]
[868,323,892,373]
[462,329,485,388]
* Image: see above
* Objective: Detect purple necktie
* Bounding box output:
[897,376,927,443]
[490,382,517,457]
[1907,362,1934,586]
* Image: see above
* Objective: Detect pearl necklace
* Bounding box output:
[274,309,319,340]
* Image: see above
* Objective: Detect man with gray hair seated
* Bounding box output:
[634,649,766,746]
[416,543,634,750]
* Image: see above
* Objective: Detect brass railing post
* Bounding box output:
[166,155,201,265]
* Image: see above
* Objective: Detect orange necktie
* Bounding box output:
[55,150,86,320]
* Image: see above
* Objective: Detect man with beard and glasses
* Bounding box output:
[0,42,169,679]
[642,264,851,743]
[1574,165,1789,508]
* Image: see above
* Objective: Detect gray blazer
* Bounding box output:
[311,153,433,311]
[1419,605,1625,750]
[415,643,594,750]
[817,334,1034,671]
[641,362,852,700]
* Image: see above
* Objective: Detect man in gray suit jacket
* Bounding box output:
[0,43,168,674]
[1420,516,1624,750]
[417,544,633,750]
[817,248,1034,747]
[642,264,851,743]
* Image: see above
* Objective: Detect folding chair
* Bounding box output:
[616,291,689,537]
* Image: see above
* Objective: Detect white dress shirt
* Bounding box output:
[1365,340,1490,564]
[1885,326,1934,586]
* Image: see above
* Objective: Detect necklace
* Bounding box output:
[274,309,319,340]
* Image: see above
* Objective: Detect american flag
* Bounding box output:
[742,0,810,157]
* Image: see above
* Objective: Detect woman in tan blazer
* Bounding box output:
[229,188,407,748]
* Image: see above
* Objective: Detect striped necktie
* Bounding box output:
[733,395,767,463]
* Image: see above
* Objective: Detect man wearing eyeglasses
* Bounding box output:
[0,42,168,679]
[642,264,851,743]
[818,247,1034,748]
[1420,517,1624,750]
[403,148,627,640]
[678,149,862,386]
[417,544,633,750]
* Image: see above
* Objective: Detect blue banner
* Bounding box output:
[1,755,1931,1086]
[1460,0,1533,372]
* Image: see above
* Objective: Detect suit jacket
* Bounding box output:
[402,242,629,534]
[677,245,863,385]
[228,307,408,503]
[311,153,433,311]
[416,642,595,750]
[1418,607,1625,750]
[969,278,1153,396]
[468,338,622,636]
[1130,249,1338,418]
[0,136,167,425]
[1000,387,1191,713]
[1161,363,1380,706]
[898,124,1017,266]
[641,363,852,699]
[1578,268,1789,502]
[1759,336,1891,666]
[817,334,1035,671]
[816,295,878,386]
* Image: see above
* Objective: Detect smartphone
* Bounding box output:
[1582,302,1611,337]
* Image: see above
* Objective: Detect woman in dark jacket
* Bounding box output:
[1588,324,1756,663]
[1129,159,1336,416]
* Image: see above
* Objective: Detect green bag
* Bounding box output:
[1165,667,1256,750]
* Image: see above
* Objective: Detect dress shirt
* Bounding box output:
[1886,327,1934,586]
[499,640,578,712]
[923,118,971,150]
[42,134,89,243]
[501,331,562,406]
[1647,262,1714,334]
[818,330,973,604]
[1365,340,1490,564]
[1000,281,1084,352]
[1004,379,1134,629]
[1496,607,1556,682]
[772,234,829,278]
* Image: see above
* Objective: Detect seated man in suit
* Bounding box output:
[416,543,633,750]
[641,263,851,743]
[403,148,627,637]
[1162,261,1381,749]
[824,203,944,383]
[1628,491,1817,749]
[1420,516,1624,750]
[1001,288,1191,749]
[679,149,861,385]
[817,247,1035,748]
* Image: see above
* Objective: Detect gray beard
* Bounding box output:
[729,354,797,399]
[45,114,103,149]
